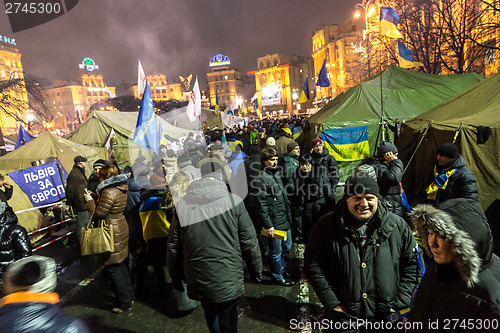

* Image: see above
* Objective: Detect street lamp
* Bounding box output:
[354,0,373,78]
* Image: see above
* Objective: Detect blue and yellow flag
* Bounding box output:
[398,40,424,68]
[254,98,261,118]
[380,7,403,39]
[215,89,220,115]
[133,80,159,154]
[15,124,32,149]
[321,126,370,161]
[293,126,303,140]
[316,59,330,87]
[298,76,310,103]
[239,101,247,116]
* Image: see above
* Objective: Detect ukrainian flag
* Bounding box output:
[398,40,424,68]
[321,126,370,161]
[282,127,292,137]
[139,195,170,242]
[380,7,403,39]
[298,76,310,103]
[215,89,220,115]
[293,126,303,140]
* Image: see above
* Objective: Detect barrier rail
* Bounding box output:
[32,231,75,252]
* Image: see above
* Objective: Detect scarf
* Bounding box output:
[426,166,457,203]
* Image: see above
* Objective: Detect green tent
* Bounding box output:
[398,71,500,210]
[0,131,106,232]
[160,106,222,130]
[304,65,484,179]
[65,110,193,168]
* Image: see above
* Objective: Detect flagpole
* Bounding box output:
[380,36,385,142]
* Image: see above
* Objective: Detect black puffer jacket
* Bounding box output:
[428,154,478,205]
[0,292,89,332]
[311,147,339,191]
[0,208,31,277]
[408,199,500,332]
[362,157,405,216]
[255,166,292,231]
[304,199,419,327]
[167,178,262,303]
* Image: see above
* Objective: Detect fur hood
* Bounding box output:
[409,199,491,288]
[96,174,128,194]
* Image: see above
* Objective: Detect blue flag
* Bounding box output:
[133,80,159,154]
[15,124,32,149]
[316,59,330,87]
[66,110,71,121]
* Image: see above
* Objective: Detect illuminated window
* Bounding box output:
[0,70,4,78]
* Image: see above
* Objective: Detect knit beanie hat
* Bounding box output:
[437,143,458,159]
[344,174,380,198]
[355,164,378,181]
[287,141,299,153]
[3,256,57,294]
[266,137,276,146]
[311,138,322,147]
[376,141,398,158]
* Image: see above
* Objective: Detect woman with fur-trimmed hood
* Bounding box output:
[407,198,500,331]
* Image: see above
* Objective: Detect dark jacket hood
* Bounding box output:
[96,174,128,194]
[409,198,488,288]
[185,178,229,204]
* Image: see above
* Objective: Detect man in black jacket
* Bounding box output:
[255,147,294,286]
[66,156,90,247]
[425,143,478,206]
[0,174,13,206]
[167,161,262,333]
[305,174,419,332]
[310,138,339,192]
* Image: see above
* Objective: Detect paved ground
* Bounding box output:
[37,240,324,333]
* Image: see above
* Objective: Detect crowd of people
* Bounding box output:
[0,115,499,332]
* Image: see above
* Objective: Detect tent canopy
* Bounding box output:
[399,71,500,210]
[65,110,193,168]
[0,131,107,232]
[160,106,222,130]
[304,65,484,178]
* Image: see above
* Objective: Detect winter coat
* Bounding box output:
[239,153,262,209]
[179,166,201,182]
[281,153,299,194]
[254,166,292,231]
[163,156,179,183]
[408,199,500,331]
[66,165,88,212]
[227,152,247,176]
[86,171,100,194]
[427,154,478,205]
[0,292,89,333]
[275,136,295,155]
[125,176,149,242]
[304,200,419,327]
[167,178,262,303]
[0,186,13,205]
[139,188,169,242]
[0,208,31,278]
[311,147,339,191]
[362,157,405,216]
[86,174,129,266]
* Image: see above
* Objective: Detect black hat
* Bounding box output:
[123,166,133,174]
[74,156,87,163]
[437,143,458,159]
[376,141,398,158]
[177,154,192,168]
[287,141,299,153]
[344,174,380,198]
[93,159,108,168]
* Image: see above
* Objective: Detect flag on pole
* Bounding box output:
[104,84,116,98]
[398,40,424,68]
[66,110,71,122]
[250,92,258,103]
[316,59,330,87]
[186,76,201,122]
[298,76,310,103]
[254,98,261,118]
[215,89,220,115]
[239,101,247,116]
[133,80,159,154]
[138,60,146,98]
[104,128,116,158]
[15,124,32,149]
[229,97,239,112]
[75,110,81,124]
[380,7,403,39]
[158,122,167,146]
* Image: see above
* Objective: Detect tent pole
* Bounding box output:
[403,121,432,175]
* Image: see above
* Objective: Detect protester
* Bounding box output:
[0,200,31,282]
[85,165,134,313]
[255,147,294,286]
[310,138,339,192]
[408,198,500,331]
[360,141,406,217]
[281,141,300,193]
[87,159,109,194]
[167,161,262,332]
[275,129,295,155]
[0,174,13,206]
[0,256,90,332]
[304,174,419,331]
[66,155,90,247]
[163,149,179,183]
[177,154,201,182]
[425,143,478,206]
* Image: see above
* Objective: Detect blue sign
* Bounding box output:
[209,54,230,67]
[0,35,16,46]
[9,160,68,207]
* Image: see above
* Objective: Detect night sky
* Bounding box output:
[1,0,354,88]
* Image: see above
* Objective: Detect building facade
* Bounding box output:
[132,74,182,101]
[312,24,364,103]
[248,53,314,116]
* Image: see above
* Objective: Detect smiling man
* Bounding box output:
[305,174,419,332]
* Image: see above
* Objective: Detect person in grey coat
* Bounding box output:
[167,161,262,333]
